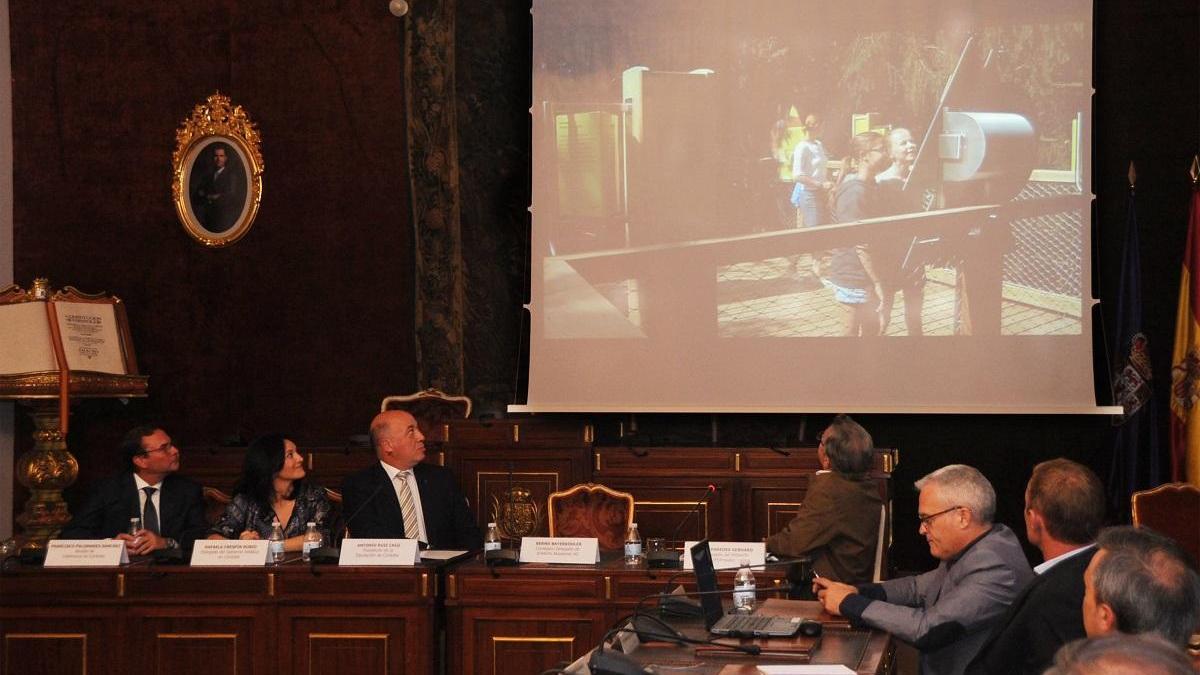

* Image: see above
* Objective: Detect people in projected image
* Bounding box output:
[790,113,833,229]
[829,131,890,336]
[874,126,927,336]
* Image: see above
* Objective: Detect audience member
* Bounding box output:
[814,464,1033,674]
[1045,634,1196,675]
[1082,525,1200,647]
[966,458,1105,674]
[767,414,882,583]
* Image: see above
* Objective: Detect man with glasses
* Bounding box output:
[60,425,207,555]
[814,464,1033,675]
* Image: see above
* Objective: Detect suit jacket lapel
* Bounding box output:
[123,473,141,522]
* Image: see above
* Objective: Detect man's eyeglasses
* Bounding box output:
[917,505,962,527]
[139,443,174,456]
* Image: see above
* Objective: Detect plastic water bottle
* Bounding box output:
[733,561,756,613]
[484,522,502,552]
[301,522,322,562]
[623,522,643,565]
[269,519,286,564]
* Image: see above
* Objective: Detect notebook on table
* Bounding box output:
[690,540,803,638]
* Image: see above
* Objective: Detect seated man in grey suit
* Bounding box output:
[340,410,482,550]
[60,425,207,554]
[1082,525,1200,648]
[966,458,1105,674]
[814,464,1034,675]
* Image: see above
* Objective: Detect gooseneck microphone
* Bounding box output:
[646,484,716,569]
[309,479,387,565]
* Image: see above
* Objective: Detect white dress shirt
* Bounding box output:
[380,461,428,543]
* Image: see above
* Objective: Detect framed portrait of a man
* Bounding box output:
[172,93,263,247]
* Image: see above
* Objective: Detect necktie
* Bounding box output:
[142,487,160,535]
[395,471,421,542]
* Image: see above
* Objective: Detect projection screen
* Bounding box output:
[519,0,1104,413]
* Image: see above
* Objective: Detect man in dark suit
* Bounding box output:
[59,425,208,555]
[191,145,243,232]
[340,410,481,550]
[966,458,1105,674]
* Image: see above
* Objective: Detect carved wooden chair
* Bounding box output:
[1131,482,1200,565]
[381,388,472,421]
[202,487,232,528]
[547,483,635,550]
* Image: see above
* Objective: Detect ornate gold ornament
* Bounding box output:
[172,92,264,247]
[491,485,542,539]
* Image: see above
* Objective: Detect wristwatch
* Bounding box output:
[164,538,179,550]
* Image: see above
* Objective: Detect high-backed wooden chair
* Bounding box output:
[380,389,473,456]
[1132,482,1200,564]
[202,487,232,527]
[381,388,472,421]
[548,483,635,550]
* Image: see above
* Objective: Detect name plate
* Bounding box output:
[44,540,129,567]
[191,540,270,566]
[339,539,420,566]
[683,541,766,571]
[519,537,600,564]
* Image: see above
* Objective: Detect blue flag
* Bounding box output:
[1108,183,1165,516]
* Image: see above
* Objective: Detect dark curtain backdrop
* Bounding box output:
[9,0,1199,572]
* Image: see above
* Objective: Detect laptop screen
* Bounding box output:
[689,540,725,629]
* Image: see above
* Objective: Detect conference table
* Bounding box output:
[0,557,439,675]
[2,553,892,675]
[445,555,893,674]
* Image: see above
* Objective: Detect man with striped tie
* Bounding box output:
[340,410,482,549]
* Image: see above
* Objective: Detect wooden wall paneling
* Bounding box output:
[123,608,272,675]
[449,449,591,538]
[0,610,123,675]
[279,609,419,675]
[449,606,602,675]
[595,446,736,474]
[274,565,435,675]
[596,476,729,543]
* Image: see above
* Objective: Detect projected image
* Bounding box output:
[533,1,1090,341]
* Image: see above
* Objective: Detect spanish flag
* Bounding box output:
[1169,171,1200,487]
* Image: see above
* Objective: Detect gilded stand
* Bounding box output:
[0,280,148,551]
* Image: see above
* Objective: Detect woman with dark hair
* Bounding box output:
[208,433,331,551]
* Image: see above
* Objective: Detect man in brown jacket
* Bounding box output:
[767,414,882,583]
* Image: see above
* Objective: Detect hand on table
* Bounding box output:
[116,530,167,556]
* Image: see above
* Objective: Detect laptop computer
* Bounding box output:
[689,540,803,638]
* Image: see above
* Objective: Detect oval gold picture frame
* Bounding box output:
[172,92,264,247]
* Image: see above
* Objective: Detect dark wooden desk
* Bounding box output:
[444,555,894,675]
[0,560,439,675]
[621,599,893,675]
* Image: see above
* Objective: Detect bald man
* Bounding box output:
[340,410,482,549]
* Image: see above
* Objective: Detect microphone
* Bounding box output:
[309,479,387,565]
[646,484,716,569]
